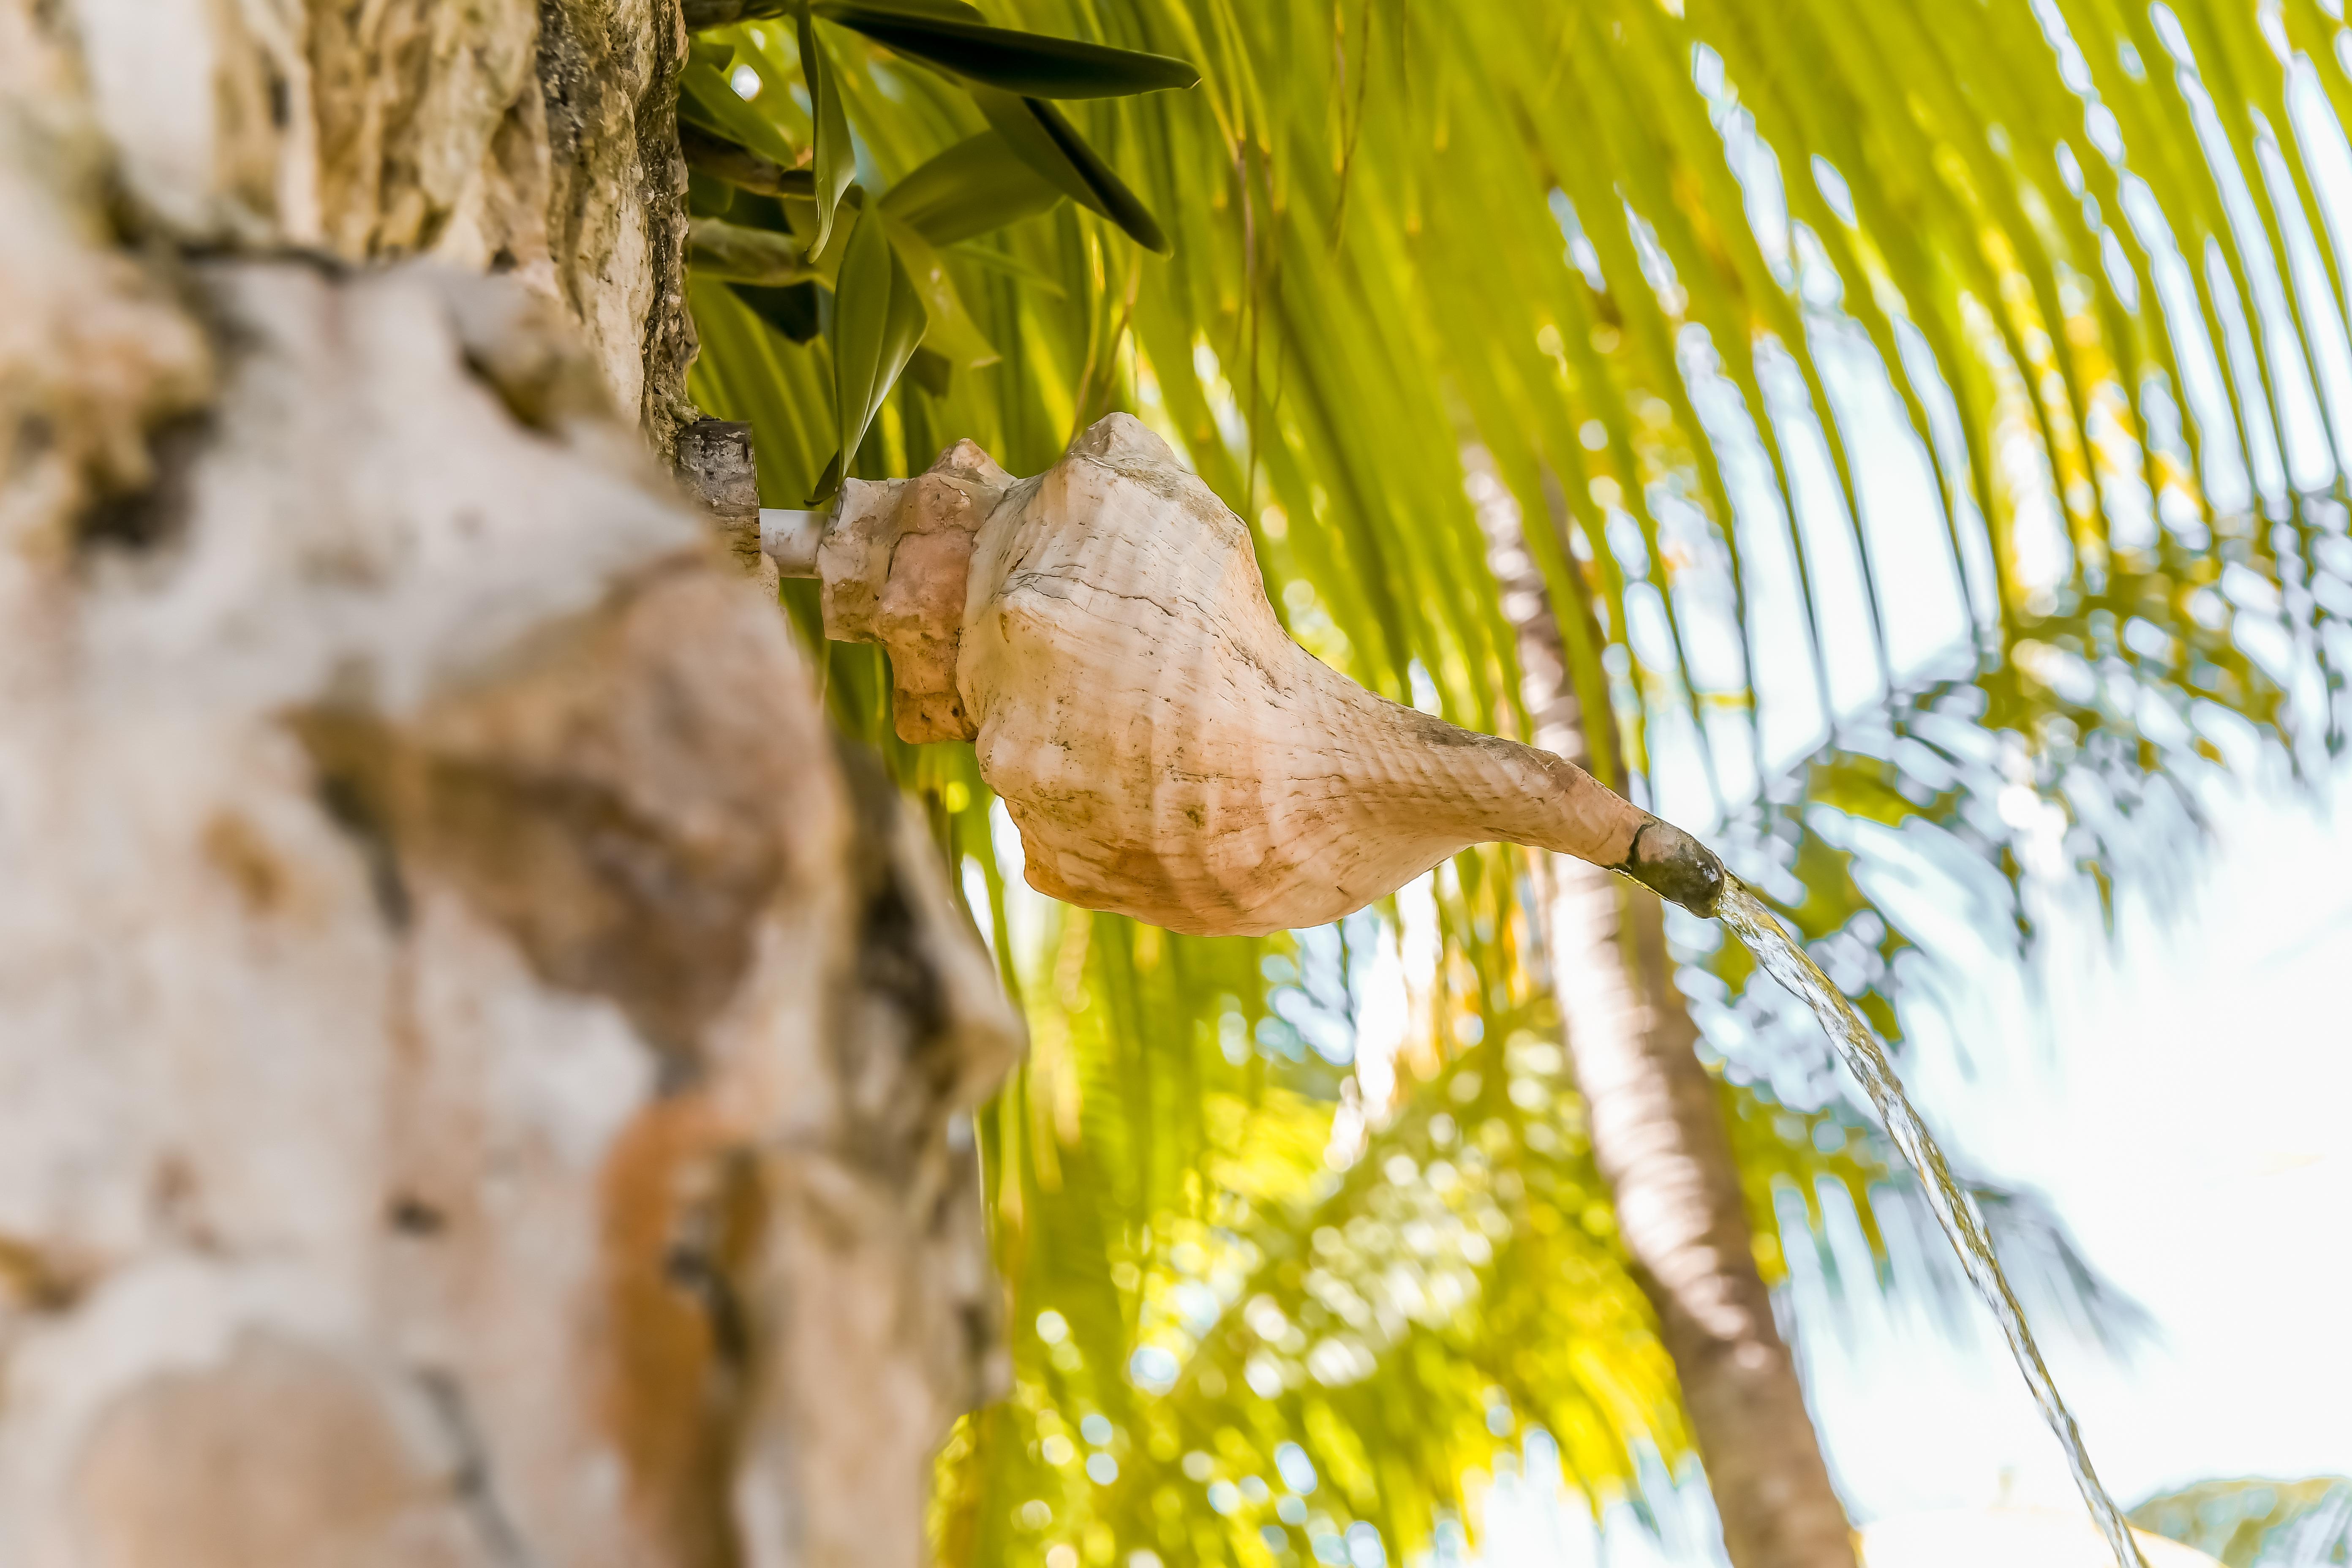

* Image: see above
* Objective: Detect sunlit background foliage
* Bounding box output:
[679,2,2352,1563]
[2129,1474,2352,1566]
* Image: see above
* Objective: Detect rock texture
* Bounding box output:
[812,415,1724,935]
[2,7,1019,1566]
[50,0,696,457]
[678,414,776,588]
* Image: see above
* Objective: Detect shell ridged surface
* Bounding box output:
[955,416,1648,936]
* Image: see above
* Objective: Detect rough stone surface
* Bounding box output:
[0,3,215,570]
[42,0,695,457]
[678,415,778,593]
[0,19,1020,1559]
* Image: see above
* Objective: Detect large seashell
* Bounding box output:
[806,415,1720,936]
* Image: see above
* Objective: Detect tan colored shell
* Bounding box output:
[821,441,1013,743]
[815,416,1720,935]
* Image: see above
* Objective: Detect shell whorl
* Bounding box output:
[819,414,1722,934]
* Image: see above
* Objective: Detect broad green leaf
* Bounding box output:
[678,60,802,172]
[682,0,785,28]
[879,130,1064,245]
[816,0,982,21]
[823,192,929,501]
[939,238,1065,297]
[800,3,855,253]
[814,3,1199,98]
[798,193,858,285]
[881,213,999,369]
[969,86,1168,253]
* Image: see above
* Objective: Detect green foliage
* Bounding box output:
[2132,1475,2352,1567]
[679,0,2352,1562]
[826,189,933,501]
[798,7,857,249]
[815,2,1199,97]
[681,3,1189,492]
[881,131,1066,245]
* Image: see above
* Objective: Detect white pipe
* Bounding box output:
[760,508,828,577]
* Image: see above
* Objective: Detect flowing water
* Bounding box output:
[1714,879,2148,1568]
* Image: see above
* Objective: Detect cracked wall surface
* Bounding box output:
[51,0,697,458]
[0,5,1018,1565]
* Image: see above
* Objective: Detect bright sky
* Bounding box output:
[1806,764,2352,1519]
[1474,29,2352,1561]
[1472,765,2352,1565]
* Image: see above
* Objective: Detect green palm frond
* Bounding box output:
[680,0,2352,1561]
[942,919,1905,1567]
[2132,1475,2352,1568]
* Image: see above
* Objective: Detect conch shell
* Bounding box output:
[792,414,1721,937]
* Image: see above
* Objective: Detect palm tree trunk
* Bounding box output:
[0,6,1015,1565]
[1479,475,1855,1568]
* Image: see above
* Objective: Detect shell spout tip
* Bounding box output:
[760,508,828,577]
[1619,817,1726,917]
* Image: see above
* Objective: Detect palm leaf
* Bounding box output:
[683,1,2352,1561]
[2131,1475,2352,1568]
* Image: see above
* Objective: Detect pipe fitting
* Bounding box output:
[760,507,829,577]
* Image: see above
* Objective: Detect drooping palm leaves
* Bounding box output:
[679,2,2352,1563]
[681,3,1194,498]
[2131,1475,2352,1566]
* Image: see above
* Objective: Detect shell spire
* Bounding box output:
[783,414,1722,935]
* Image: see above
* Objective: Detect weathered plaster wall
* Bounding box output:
[0,5,1018,1565]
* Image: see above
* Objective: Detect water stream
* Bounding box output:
[1714,878,2148,1568]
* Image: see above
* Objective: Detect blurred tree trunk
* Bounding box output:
[1480,482,1857,1568]
[0,5,1017,1566]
